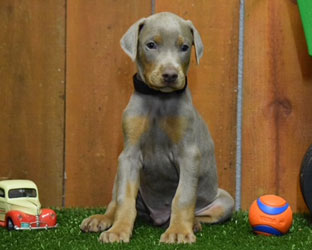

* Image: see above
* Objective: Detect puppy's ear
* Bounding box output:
[187,21,204,64]
[120,18,146,61]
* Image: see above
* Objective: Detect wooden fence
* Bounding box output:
[0,0,312,212]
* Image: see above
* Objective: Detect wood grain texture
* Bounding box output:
[156,0,239,199]
[0,1,65,206]
[242,0,312,211]
[3,0,309,212]
[65,0,151,207]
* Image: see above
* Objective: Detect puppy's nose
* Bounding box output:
[162,68,178,83]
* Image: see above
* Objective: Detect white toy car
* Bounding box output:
[0,179,57,230]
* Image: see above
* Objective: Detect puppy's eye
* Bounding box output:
[146,42,157,49]
[181,44,189,52]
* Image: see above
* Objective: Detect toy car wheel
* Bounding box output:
[7,218,15,231]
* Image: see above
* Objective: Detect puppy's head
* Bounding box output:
[120,12,204,93]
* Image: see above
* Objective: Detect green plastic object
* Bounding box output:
[298,0,312,56]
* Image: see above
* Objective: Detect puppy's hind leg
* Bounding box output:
[195,189,234,224]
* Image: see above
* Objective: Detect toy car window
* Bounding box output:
[0,188,4,198]
[8,188,37,198]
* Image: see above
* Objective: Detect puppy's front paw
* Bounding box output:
[80,215,112,232]
[160,230,196,244]
[99,230,131,243]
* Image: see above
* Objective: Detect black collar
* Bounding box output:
[133,74,187,96]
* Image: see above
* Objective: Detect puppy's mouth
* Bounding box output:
[145,70,186,93]
[159,82,185,92]
[134,74,187,95]
[148,80,185,93]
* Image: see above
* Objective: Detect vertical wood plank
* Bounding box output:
[243,0,312,211]
[0,0,65,206]
[66,0,151,207]
[155,0,240,199]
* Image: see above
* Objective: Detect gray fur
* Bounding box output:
[80,12,234,244]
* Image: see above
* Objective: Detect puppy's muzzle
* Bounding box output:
[162,67,178,84]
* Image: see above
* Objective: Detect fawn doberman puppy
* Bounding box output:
[80,12,234,244]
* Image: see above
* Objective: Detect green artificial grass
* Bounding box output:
[0,209,312,250]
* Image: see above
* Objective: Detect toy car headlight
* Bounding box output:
[18,215,23,221]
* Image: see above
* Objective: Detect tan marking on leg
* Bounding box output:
[110,182,138,231]
[160,117,188,144]
[196,205,226,224]
[196,189,234,224]
[80,201,116,232]
[99,181,139,243]
[103,200,117,221]
[193,218,202,233]
[160,194,196,244]
[123,116,149,145]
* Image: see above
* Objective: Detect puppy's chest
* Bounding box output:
[123,113,187,181]
[122,114,189,147]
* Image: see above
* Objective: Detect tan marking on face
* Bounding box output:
[182,59,190,75]
[160,117,188,144]
[177,35,184,47]
[140,52,158,87]
[123,116,149,145]
[139,37,186,91]
[154,35,163,45]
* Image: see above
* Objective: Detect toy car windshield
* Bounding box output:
[8,188,37,198]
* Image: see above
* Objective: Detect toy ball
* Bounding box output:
[249,195,293,236]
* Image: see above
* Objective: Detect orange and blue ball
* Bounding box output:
[249,195,293,236]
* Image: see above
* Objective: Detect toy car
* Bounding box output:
[0,179,57,230]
